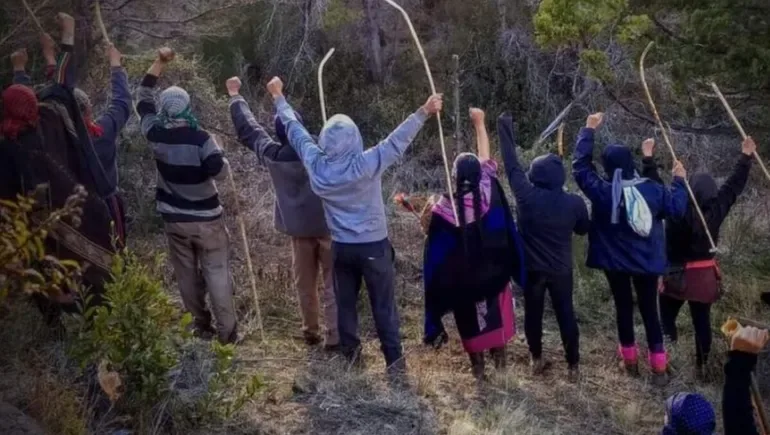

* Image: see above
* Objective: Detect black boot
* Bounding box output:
[469,352,486,381]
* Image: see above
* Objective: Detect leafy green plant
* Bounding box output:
[70,250,192,411]
[0,184,86,302]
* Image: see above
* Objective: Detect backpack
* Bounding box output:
[622,183,653,237]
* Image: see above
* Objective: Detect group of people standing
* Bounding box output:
[0,11,767,434]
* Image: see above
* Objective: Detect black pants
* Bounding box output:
[604,271,664,354]
[332,238,402,367]
[524,271,579,365]
[659,293,712,365]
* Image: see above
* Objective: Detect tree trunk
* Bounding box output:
[496,0,507,33]
[362,0,384,83]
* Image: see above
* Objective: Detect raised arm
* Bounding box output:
[95,44,132,144]
[201,134,230,183]
[640,138,663,184]
[470,108,490,161]
[662,161,689,219]
[53,13,77,88]
[226,76,282,164]
[268,78,322,170]
[10,49,32,86]
[361,94,441,177]
[497,112,535,202]
[572,113,608,203]
[41,33,56,81]
[136,47,175,139]
[709,137,755,223]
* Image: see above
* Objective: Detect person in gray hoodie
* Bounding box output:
[266,76,442,373]
[226,77,337,350]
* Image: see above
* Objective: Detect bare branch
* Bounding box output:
[112,4,241,25]
[0,0,52,48]
[113,24,176,39]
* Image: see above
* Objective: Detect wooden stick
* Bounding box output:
[93,0,111,45]
[318,48,335,124]
[214,135,265,343]
[21,0,45,32]
[710,82,770,183]
[383,0,458,225]
[557,122,565,158]
[452,54,461,156]
[639,42,718,252]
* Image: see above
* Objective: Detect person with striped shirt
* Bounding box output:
[135,47,237,344]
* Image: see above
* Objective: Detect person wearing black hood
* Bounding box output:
[642,136,755,378]
[573,113,689,384]
[498,113,589,381]
[226,77,338,350]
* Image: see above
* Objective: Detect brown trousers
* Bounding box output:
[291,236,338,345]
[164,218,237,343]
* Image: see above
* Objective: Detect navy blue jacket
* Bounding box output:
[572,128,688,275]
[498,114,589,274]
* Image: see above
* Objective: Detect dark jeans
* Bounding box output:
[524,271,579,365]
[604,271,664,354]
[659,293,712,365]
[332,238,402,367]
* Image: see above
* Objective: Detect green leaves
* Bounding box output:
[535,0,629,48]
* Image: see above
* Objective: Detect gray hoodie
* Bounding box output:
[274,96,429,243]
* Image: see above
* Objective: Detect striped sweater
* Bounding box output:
[136,75,229,222]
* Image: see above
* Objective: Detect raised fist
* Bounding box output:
[742,136,757,156]
[267,76,284,99]
[421,94,443,116]
[731,325,769,355]
[226,77,242,97]
[642,138,655,157]
[586,112,604,129]
[672,160,687,179]
[56,12,75,33]
[10,49,28,71]
[469,107,485,125]
[157,47,175,63]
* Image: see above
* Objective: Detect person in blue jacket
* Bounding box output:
[498,113,589,381]
[572,112,688,383]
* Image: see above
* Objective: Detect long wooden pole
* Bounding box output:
[639,42,718,252]
[93,0,111,45]
[318,48,335,124]
[383,0,458,224]
[452,54,461,156]
[710,82,770,183]
[21,0,45,32]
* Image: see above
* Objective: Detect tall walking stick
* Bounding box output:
[93,0,111,44]
[318,48,335,124]
[639,42,718,252]
[21,0,45,32]
[557,122,565,158]
[383,0,458,224]
[214,136,265,342]
[710,82,770,183]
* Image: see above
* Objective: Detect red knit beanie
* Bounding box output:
[1,85,39,140]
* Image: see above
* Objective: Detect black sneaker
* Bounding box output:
[567,364,581,383]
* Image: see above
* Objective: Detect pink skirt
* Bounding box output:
[455,284,516,353]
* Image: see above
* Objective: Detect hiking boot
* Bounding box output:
[567,364,581,383]
[530,357,552,376]
[469,352,486,382]
[490,347,506,370]
[303,331,322,346]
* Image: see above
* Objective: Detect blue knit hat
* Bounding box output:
[662,393,716,435]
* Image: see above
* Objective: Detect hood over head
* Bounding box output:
[662,392,715,435]
[601,144,636,180]
[690,173,718,204]
[1,84,39,140]
[528,153,565,190]
[274,110,304,148]
[318,114,363,159]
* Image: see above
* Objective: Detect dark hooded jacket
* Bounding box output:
[498,114,589,274]
[642,154,752,264]
[572,127,688,275]
[229,96,328,237]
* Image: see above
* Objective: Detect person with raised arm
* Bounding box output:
[422,108,526,382]
[135,48,237,344]
[266,75,441,376]
[642,136,755,379]
[572,113,688,385]
[226,76,337,350]
[498,112,589,381]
